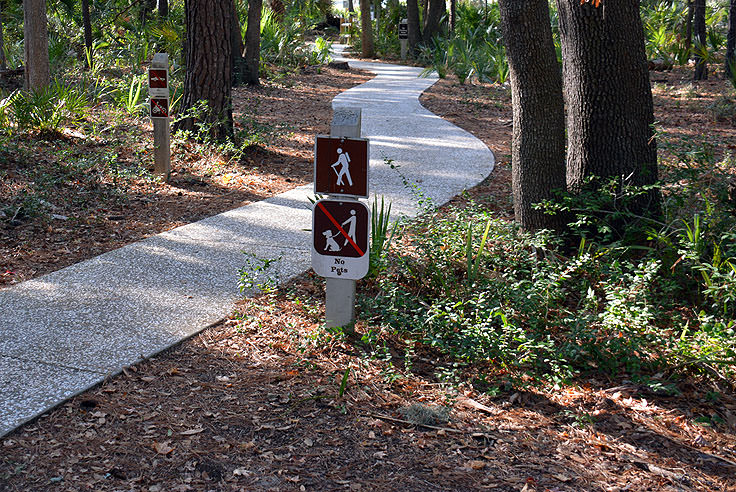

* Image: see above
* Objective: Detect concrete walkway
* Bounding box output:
[0,56,494,437]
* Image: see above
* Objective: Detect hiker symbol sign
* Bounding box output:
[311,199,370,280]
[314,136,369,198]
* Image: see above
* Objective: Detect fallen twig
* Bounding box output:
[362,411,465,434]
[457,396,500,415]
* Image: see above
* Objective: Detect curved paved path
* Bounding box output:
[0,58,494,437]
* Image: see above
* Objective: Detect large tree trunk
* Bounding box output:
[159,0,169,18]
[726,0,735,79]
[231,0,246,86]
[23,0,50,90]
[422,0,444,44]
[498,0,566,231]
[406,0,421,55]
[82,0,93,70]
[243,0,262,85]
[360,0,374,58]
[176,0,233,141]
[0,3,7,70]
[557,0,659,224]
[693,0,707,80]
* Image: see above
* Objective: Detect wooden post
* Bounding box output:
[325,107,362,332]
[150,53,171,180]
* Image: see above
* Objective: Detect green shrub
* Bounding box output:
[361,153,736,385]
[9,80,89,135]
[417,3,508,84]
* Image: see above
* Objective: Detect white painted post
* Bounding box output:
[326,107,362,332]
[151,53,171,181]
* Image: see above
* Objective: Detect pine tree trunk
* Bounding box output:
[231,0,246,86]
[176,0,233,141]
[243,0,262,85]
[0,3,7,70]
[422,0,443,44]
[498,0,566,231]
[685,0,694,54]
[360,0,374,58]
[82,0,93,70]
[693,0,708,80]
[23,0,50,90]
[557,0,659,223]
[726,0,735,79]
[406,0,421,55]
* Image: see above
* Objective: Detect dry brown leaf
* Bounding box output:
[179,427,204,436]
[153,441,174,455]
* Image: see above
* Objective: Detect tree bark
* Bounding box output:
[498,0,566,231]
[557,0,659,222]
[360,0,374,58]
[406,0,421,55]
[159,0,169,18]
[685,0,693,55]
[243,0,262,85]
[231,0,246,86]
[422,0,444,44]
[693,0,707,80]
[176,0,233,141]
[23,0,50,90]
[726,0,735,79]
[0,2,7,70]
[82,0,93,70]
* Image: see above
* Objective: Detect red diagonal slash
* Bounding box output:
[317,202,364,256]
[152,100,167,116]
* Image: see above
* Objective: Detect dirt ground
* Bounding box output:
[2,65,736,491]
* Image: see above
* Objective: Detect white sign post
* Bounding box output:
[313,107,368,332]
[149,53,171,180]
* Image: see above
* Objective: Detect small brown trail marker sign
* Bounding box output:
[314,135,369,198]
[148,64,170,120]
[150,98,169,118]
[312,198,370,279]
[148,69,168,92]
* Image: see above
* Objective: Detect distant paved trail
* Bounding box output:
[0,57,494,437]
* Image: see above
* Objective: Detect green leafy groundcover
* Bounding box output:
[360,202,736,386]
